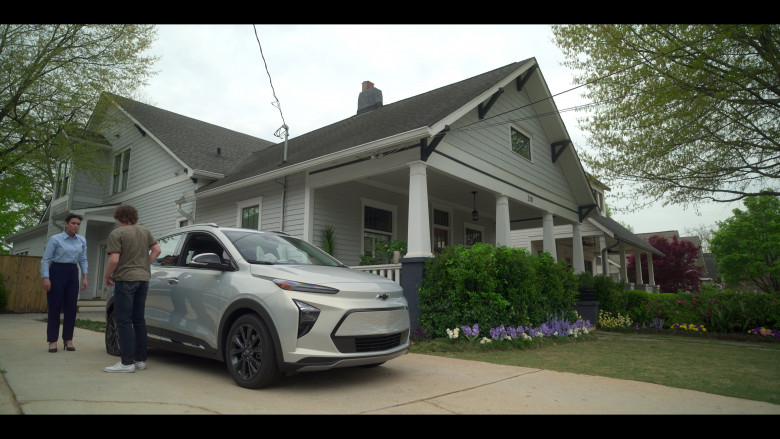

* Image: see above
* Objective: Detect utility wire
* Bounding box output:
[253,25,288,138]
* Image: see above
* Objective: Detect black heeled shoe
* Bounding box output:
[48,343,57,353]
[63,341,75,352]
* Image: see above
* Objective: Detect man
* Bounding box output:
[103,205,161,373]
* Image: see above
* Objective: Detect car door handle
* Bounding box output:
[167,278,180,285]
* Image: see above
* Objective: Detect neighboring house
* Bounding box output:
[7,58,661,324]
[511,173,665,292]
[635,231,714,287]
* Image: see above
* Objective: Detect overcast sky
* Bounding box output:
[139,24,743,237]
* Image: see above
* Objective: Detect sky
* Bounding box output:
[138,24,743,238]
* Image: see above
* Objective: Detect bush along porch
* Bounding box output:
[412,243,779,344]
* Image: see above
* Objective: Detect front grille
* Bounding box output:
[332,330,408,353]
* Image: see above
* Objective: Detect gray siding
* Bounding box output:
[446,84,575,201]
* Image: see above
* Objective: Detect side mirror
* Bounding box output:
[190,253,229,270]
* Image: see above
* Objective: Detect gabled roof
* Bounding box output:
[198,60,535,193]
[98,93,276,177]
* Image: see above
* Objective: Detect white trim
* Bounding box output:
[236,197,263,230]
[193,127,431,200]
[175,216,189,229]
[509,123,533,162]
[361,198,398,257]
[431,204,453,251]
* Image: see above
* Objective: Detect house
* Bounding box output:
[511,174,665,292]
[635,231,714,288]
[6,58,661,327]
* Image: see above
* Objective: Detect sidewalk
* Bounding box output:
[2,313,779,414]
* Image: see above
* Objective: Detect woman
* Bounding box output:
[41,214,88,352]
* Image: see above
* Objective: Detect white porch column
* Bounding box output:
[572,221,585,274]
[619,243,628,282]
[542,212,557,259]
[406,161,432,258]
[495,194,510,247]
[647,252,656,287]
[635,253,644,284]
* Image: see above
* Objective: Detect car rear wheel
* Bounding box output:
[226,314,283,389]
[105,309,121,356]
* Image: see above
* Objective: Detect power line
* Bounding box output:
[253,25,288,139]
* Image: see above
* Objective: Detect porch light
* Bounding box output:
[472,191,479,221]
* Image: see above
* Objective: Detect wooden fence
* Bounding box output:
[0,254,47,313]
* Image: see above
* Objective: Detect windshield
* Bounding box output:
[224,231,344,267]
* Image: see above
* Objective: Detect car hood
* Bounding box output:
[249,264,401,291]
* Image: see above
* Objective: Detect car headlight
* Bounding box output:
[256,275,339,294]
[293,300,320,338]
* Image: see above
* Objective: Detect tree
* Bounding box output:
[628,235,702,293]
[551,25,780,210]
[709,193,780,293]
[0,25,157,252]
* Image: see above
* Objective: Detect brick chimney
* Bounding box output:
[357,81,383,114]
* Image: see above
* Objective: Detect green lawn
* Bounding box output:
[410,330,780,405]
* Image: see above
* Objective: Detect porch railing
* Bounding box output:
[350,263,402,284]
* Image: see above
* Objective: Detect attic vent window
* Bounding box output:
[510,126,531,161]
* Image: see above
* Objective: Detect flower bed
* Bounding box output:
[445,313,593,346]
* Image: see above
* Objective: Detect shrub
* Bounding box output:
[418,243,577,336]
[592,275,623,312]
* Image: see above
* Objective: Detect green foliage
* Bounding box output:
[606,287,780,332]
[552,24,780,208]
[710,193,780,293]
[358,239,407,265]
[418,243,577,335]
[0,24,158,250]
[576,270,595,291]
[321,225,336,255]
[592,274,623,312]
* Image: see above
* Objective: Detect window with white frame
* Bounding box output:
[54,161,71,199]
[237,197,262,230]
[362,200,396,262]
[510,126,532,161]
[112,149,131,194]
[432,207,451,253]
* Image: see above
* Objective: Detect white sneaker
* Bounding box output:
[134,361,146,370]
[104,361,135,373]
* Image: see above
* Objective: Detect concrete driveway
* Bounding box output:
[1,313,779,414]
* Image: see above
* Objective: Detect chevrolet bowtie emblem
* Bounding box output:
[376,293,389,300]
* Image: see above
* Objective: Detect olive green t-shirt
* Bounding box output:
[106,224,157,282]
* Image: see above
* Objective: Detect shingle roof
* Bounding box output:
[199,60,531,192]
[102,93,276,176]
[590,215,665,256]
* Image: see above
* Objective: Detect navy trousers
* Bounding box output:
[46,263,79,343]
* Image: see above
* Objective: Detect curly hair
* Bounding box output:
[113,205,139,225]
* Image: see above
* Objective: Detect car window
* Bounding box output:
[225,231,342,266]
[182,233,229,267]
[153,233,185,266]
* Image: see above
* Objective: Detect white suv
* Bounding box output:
[105,224,410,388]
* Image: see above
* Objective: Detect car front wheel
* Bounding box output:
[105,309,121,356]
[226,314,283,389]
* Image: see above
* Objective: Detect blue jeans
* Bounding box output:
[113,281,149,366]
